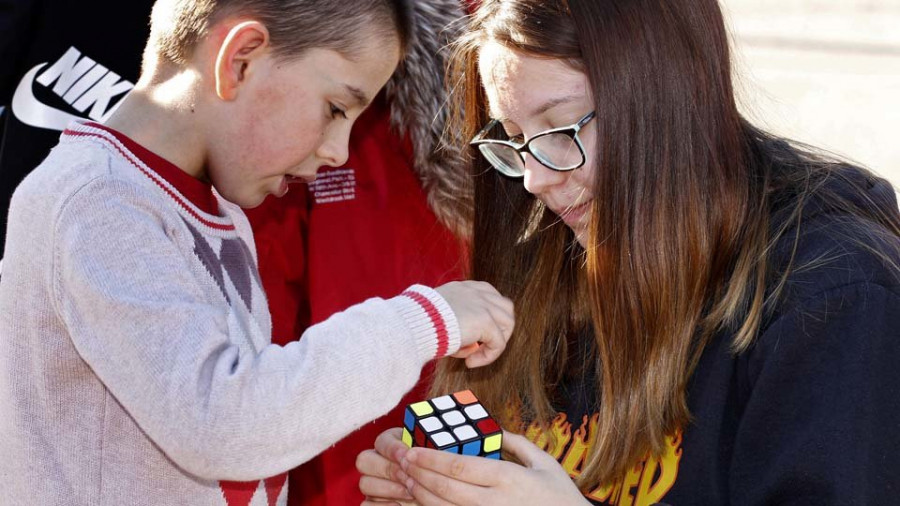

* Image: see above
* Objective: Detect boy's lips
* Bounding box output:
[276,177,290,197]
[286,174,316,184]
[276,174,316,197]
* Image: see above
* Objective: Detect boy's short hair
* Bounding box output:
[149,0,412,64]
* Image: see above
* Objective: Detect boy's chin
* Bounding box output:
[242,196,269,209]
[224,190,267,209]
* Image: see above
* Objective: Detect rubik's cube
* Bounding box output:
[401,390,502,459]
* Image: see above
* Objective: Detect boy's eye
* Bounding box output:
[329,103,348,120]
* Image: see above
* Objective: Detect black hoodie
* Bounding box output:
[544,167,900,505]
[0,0,155,261]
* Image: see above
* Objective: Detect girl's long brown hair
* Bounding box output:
[434,0,900,489]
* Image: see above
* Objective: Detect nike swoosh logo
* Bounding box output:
[12,63,84,131]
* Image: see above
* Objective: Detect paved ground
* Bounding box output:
[721,0,900,187]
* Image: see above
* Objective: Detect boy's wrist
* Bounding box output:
[392,284,461,362]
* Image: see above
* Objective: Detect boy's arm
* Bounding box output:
[53,178,460,481]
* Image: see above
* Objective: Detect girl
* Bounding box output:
[357,0,900,504]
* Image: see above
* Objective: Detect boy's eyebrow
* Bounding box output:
[344,84,370,108]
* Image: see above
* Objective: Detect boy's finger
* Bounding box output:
[456,304,512,366]
[464,318,508,368]
[465,342,501,368]
[484,300,515,337]
[465,283,514,319]
[488,294,515,320]
[469,280,501,295]
[449,342,480,359]
[470,281,512,307]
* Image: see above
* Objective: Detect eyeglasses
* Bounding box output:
[470,111,596,178]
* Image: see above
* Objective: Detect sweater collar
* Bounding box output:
[80,122,220,216]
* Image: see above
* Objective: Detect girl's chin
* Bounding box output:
[571,226,589,249]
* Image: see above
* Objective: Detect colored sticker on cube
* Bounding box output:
[401,390,502,460]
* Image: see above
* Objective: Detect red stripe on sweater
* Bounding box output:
[83,121,220,216]
[402,290,450,359]
[63,129,235,231]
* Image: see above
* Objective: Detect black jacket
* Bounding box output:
[0,0,154,259]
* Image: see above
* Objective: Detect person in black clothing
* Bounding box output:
[0,0,155,265]
[356,0,900,504]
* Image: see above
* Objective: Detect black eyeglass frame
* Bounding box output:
[469,110,596,178]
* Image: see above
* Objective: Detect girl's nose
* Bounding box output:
[522,154,568,195]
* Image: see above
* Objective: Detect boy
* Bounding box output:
[0,1,514,505]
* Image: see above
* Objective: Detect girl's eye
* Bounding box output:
[329,103,348,120]
[508,134,525,144]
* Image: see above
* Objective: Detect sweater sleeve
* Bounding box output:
[51,178,460,480]
[729,282,900,505]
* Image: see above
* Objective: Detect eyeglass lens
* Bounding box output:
[478,133,583,176]
[529,133,583,170]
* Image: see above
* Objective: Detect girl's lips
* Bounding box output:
[558,200,592,225]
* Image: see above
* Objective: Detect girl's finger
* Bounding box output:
[404,469,459,506]
[357,449,400,481]
[404,447,503,486]
[405,461,493,506]
[359,475,415,501]
[374,427,410,463]
[498,430,554,468]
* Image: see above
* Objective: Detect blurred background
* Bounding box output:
[722,0,900,187]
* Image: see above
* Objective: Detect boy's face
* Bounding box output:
[207,36,400,208]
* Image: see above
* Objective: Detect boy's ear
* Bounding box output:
[215,21,270,101]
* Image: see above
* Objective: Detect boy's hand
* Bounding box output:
[435,281,514,368]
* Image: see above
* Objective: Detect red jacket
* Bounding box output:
[246,2,469,502]
[245,95,465,505]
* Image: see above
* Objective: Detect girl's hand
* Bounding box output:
[357,428,419,505]
[400,431,590,506]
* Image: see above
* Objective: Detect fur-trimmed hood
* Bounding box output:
[384,0,471,237]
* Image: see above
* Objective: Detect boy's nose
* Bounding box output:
[522,155,567,195]
[316,131,350,168]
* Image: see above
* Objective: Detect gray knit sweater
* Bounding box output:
[0,121,461,505]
